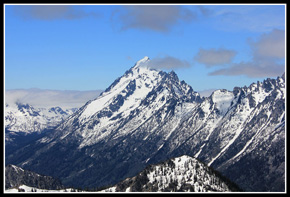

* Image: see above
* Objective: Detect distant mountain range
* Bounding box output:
[5,102,76,134]
[5,57,285,192]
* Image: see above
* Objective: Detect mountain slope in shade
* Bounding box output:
[5,57,285,192]
[102,155,241,192]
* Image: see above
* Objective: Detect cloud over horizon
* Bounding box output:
[5,89,103,109]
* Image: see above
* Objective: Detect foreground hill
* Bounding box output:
[102,155,241,192]
[5,164,64,190]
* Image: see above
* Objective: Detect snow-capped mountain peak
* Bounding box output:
[55,57,201,147]
[134,56,150,68]
[78,58,161,119]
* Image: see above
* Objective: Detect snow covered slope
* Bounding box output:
[6,57,285,192]
[102,155,240,192]
[5,102,76,134]
[5,185,74,193]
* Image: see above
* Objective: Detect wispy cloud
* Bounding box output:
[5,89,103,109]
[211,5,285,33]
[209,61,285,78]
[147,55,191,70]
[194,48,237,67]
[13,5,99,20]
[209,29,285,78]
[250,29,285,59]
[196,5,213,17]
[198,88,216,97]
[111,5,197,32]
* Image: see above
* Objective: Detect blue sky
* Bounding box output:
[4,4,286,92]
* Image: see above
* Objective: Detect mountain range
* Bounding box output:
[5,155,240,192]
[5,57,285,192]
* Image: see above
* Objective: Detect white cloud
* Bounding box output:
[111,5,197,32]
[147,56,191,70]
[13,5,99,20]
[250,29,285,59]
[208,29,285,78]
[209,60,285,78]
[194,48,237,67]
[212,5,285,33]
